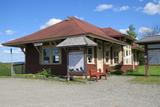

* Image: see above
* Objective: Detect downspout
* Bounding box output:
[144,44,149,76]
[132,50,135,70]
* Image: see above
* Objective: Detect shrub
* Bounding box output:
[36,69,52,78]
[111,70,123,75]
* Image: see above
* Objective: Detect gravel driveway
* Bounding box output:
[0,76,160,107]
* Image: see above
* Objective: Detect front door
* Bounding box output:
[97,40,103,72]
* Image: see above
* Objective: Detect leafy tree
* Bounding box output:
[138,52,144,65]
[126,25,137,38]
[142,25,160,38]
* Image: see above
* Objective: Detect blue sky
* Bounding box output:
[0,0,160,62]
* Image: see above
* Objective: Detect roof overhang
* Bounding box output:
[88,33,127,46]
[132,46,144,52]
[136,41,160,45]
[56,36,97,47]
[136,36,160,45]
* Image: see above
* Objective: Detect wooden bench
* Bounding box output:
[89,69,100,82]
[99,69,107,80]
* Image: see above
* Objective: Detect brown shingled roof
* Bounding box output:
[101,27,136,41]
[3,17,125,46]
[101,27,123,37]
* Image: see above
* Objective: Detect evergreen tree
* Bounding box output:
[126,25,137,38]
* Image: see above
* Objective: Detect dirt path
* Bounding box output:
[0,76,159,107]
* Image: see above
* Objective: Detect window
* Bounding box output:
[126,50,128,56]
[114,51,119,64]
[87,47,94,63]
[105,51,110,63]
[52,48,61,64]
[42,47,51,64]
[42,47,61,64]
[129,50,131,55]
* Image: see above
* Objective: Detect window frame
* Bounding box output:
[41,46,52,65]
[104,45,110,64]
[123,45,132,65]
[41,42,62,65]
[126,50,128,56]
[52,47,62,64]
[87,47,94,64]
[113,51,119,64]
[105,50,110,64]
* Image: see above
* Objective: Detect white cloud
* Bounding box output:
[0,47,24,62]
[143,2,160,15]
[4,29,15,35]
[0,29,15,35]
[3,48,22,54]
[74,16,84,20]
[95,4,130,12]
[95,4,113,12]
[114,5,129,12]
[138,26,153,34]
[119,28,129,34]
[40,18,62,29]
[0,43,3,47]
[0,41,5,48]
[119,6,129,11]
[135,6,143,11]
[153,0,160,3]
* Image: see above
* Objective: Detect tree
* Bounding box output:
[126,25,137,39]
[142,25,160,38]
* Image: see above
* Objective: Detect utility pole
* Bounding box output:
[10,48,14,76]
[144,45,149,76]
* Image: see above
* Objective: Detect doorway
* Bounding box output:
[97,40,103,72]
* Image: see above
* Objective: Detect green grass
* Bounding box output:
[126,65,160,76]
[1,63,159,84]
[0,63,11,76]
[127,65,160,84]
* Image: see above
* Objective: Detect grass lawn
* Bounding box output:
[126,65,160,76]
[0,63,11,76]
[127,65,160,84]
[0,63,160,84]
